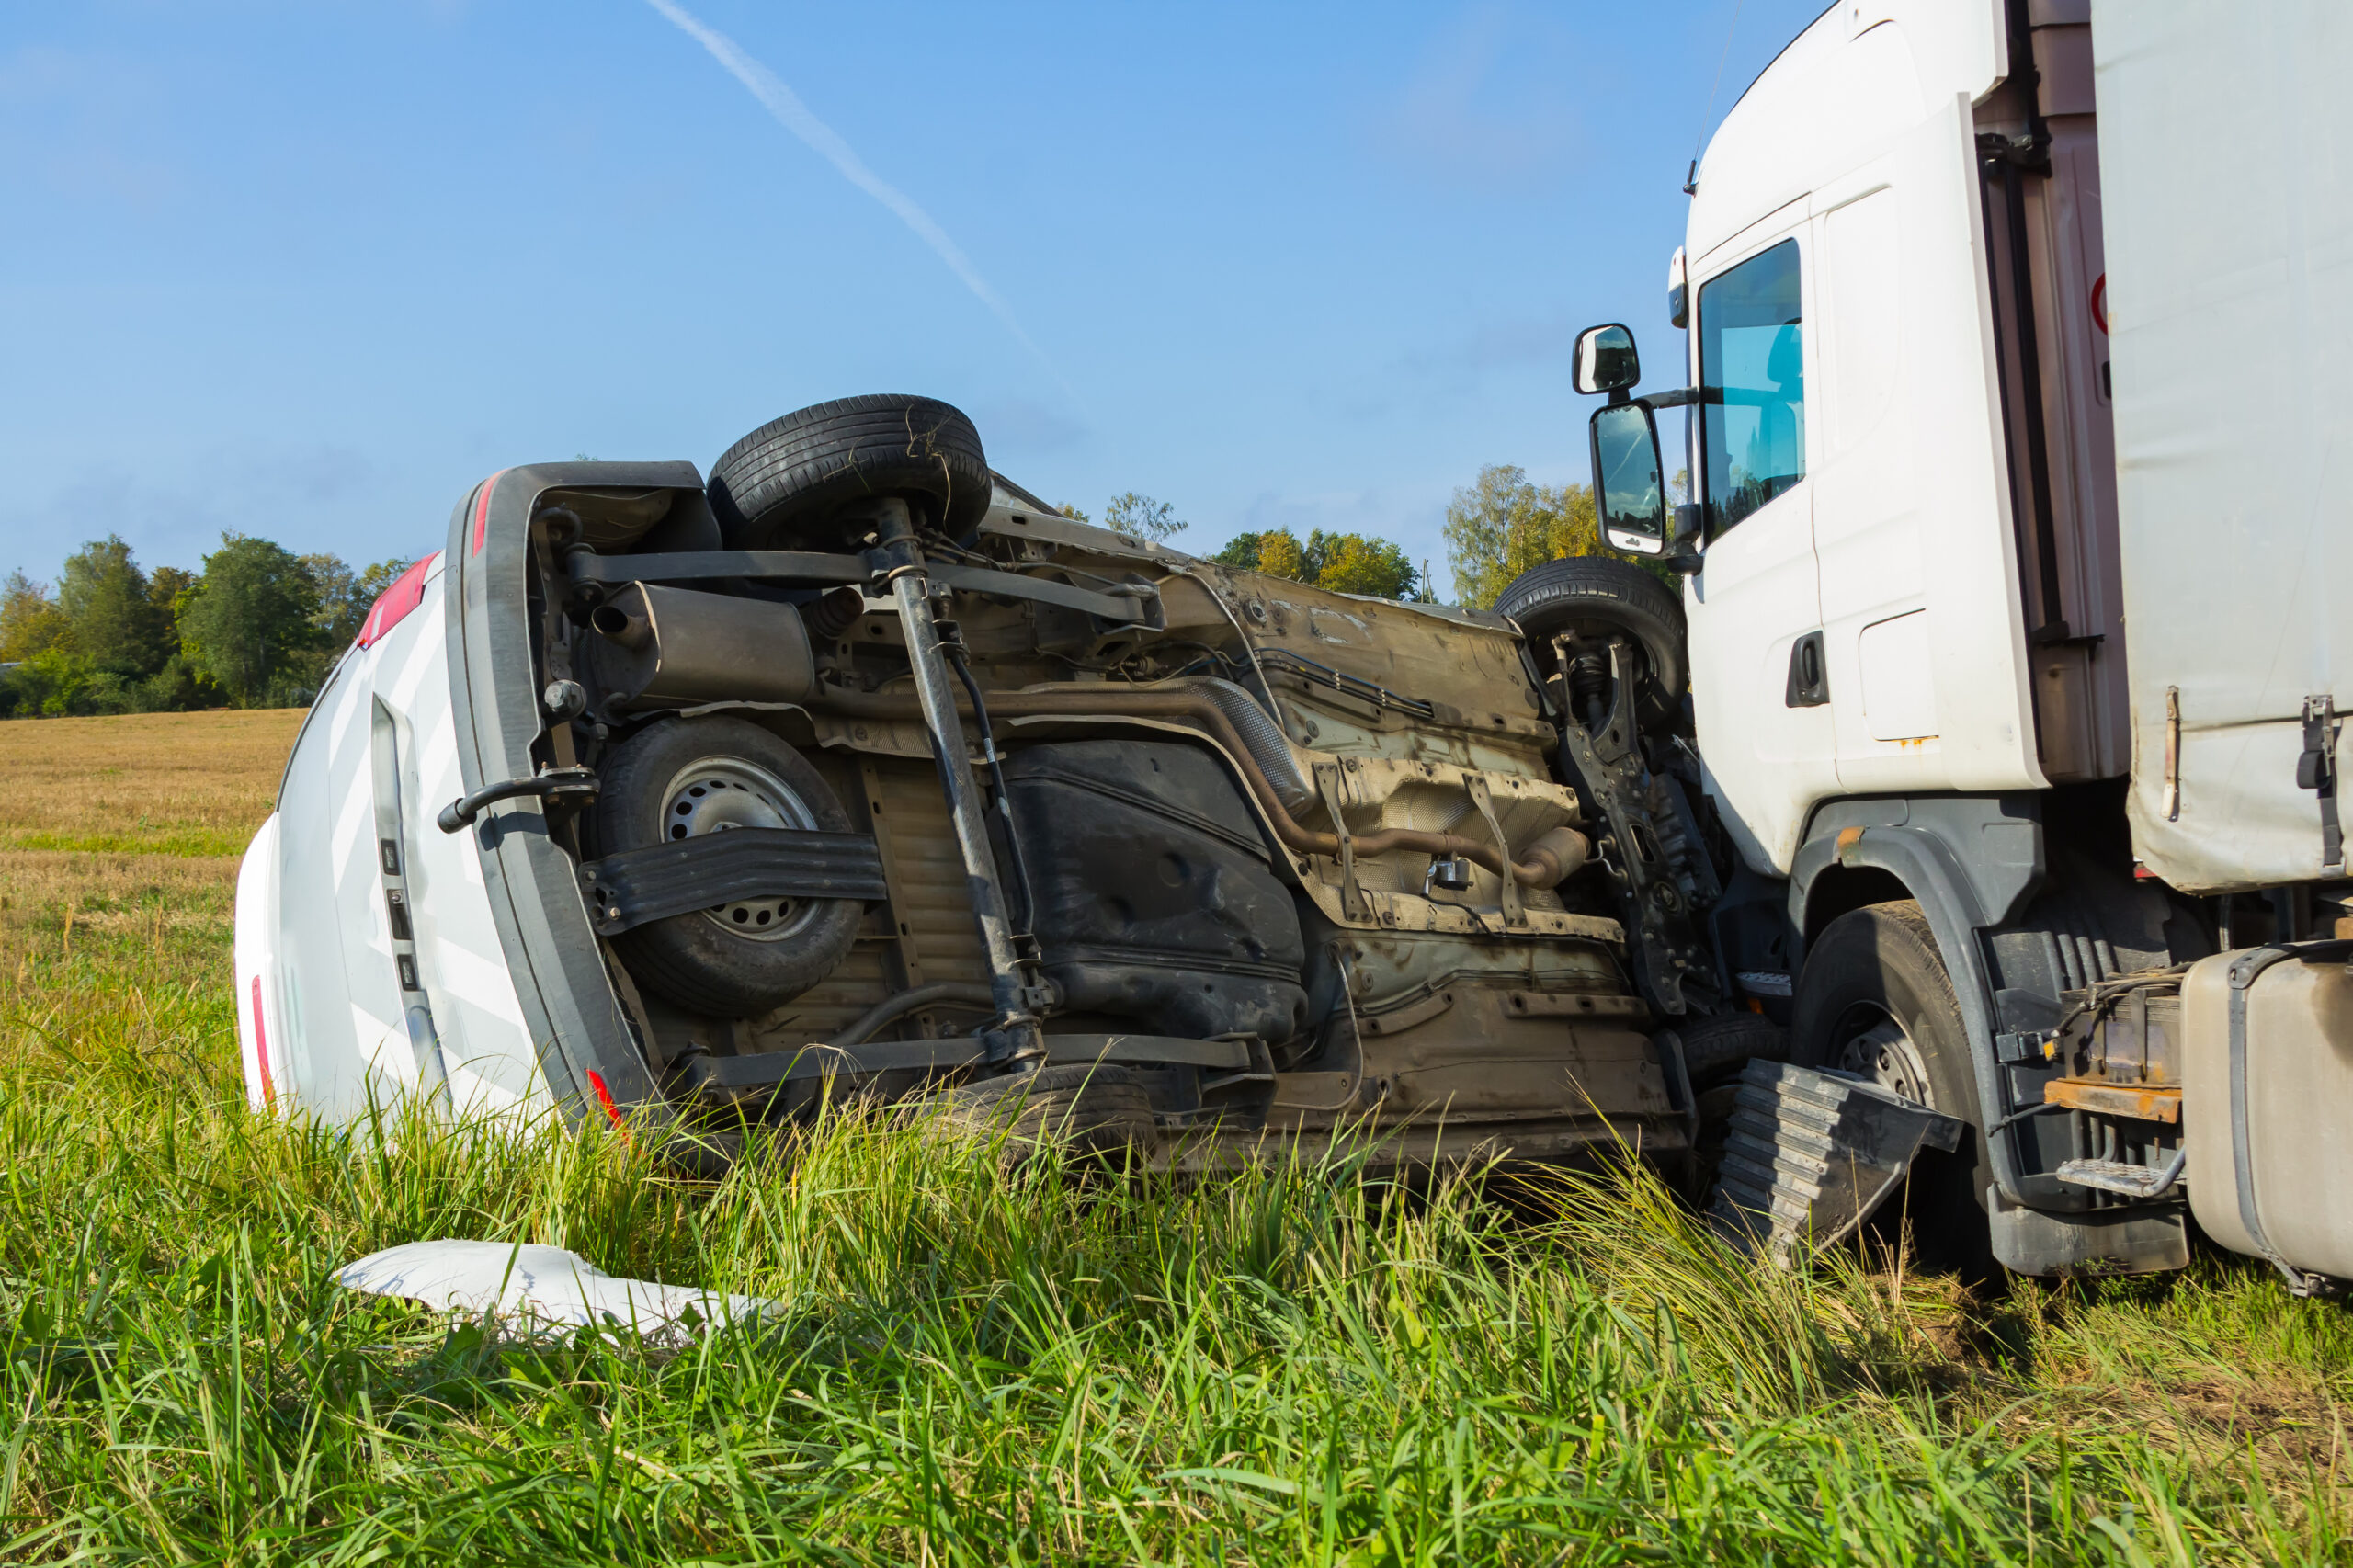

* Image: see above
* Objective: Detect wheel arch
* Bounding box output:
[1787,795,2048,1206]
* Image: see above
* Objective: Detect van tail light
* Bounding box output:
[355,552,441,649]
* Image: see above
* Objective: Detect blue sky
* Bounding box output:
[2,0,1827,599]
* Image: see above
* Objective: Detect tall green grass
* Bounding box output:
[0,913,2347,1562]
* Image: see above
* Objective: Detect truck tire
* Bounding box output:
[590,716,865,1017]
[1492,556,1687,733]
[710,394,993,550]
[916,1063,1157,1170]
[1789,901,1995,1278]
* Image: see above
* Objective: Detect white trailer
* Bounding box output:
[1568,0,2353,1284]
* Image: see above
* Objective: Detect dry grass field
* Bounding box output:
[0,709,301,991]
[0,709,2347,1562]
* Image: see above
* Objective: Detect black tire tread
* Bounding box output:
[710,394,991,549]
[1492,555,1687,730]
[1675,1011,1790,1087]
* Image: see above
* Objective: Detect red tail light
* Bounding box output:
[354,552,442,649]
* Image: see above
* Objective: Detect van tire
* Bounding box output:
[1675,1011,1790,1087]
[916,1063,1157,1169]
[710,394,993,549]
[1493,556,1686,733]
[1790,901,1995,1278]
[1679,1012,1790,1204]
[590,716,865,1017]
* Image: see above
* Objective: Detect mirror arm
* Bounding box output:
[1664,506,1704,575]
[1635,386,1701,411]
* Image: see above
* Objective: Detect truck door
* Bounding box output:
[1686,216,1837,874]
[1809,92,2045,798]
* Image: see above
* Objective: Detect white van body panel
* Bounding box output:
[233,557,548,1120]
[233,812,282,1112]
[2097,0,2353,892]
[1686,3,2045,875]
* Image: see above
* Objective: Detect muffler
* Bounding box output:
[585,582,816,712]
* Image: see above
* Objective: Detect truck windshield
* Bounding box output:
[1699,239,1804,540]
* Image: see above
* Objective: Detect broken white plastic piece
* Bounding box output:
[336,1240,767,1341]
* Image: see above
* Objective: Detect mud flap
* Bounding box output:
[1987,1187,2190,1277]
[1709,1060,1967,1262]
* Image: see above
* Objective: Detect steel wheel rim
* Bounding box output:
[1830,1002,1935,1108]
[659,756,822,943]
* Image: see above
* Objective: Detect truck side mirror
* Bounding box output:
[1573,324,1641,396]
[1589,403,1667,555]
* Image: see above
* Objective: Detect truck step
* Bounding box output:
[2054,1153,2185,1199]
[1708,1060,1968,1264]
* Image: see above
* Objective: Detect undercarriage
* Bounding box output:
[460,395,1738,1168]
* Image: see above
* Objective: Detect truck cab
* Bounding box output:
[1569,0,2353,1286]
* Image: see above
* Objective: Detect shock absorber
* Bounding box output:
[859,497,1051,1067]
[1566,640,1613,733]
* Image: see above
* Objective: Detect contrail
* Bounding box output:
[643,0,1061,380]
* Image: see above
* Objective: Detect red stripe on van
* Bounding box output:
[470,470,507,555]
[251,975,276,1106]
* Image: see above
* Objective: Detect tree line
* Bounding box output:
[0,535,412,718]
[1068,467,1631,609]
[0,469,1635,718]
[1061,492,1428,601]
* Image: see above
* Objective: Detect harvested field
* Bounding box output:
[0,708,304,857]
[0,710,2346,1563]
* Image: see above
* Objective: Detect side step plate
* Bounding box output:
[1708,1060,1967,1262]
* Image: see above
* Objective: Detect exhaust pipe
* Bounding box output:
[585,582,817,711]
[589,599,652,651]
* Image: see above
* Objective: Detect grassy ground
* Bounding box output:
[0,709,2347,1563]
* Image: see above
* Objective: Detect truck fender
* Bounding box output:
[1786,797,2045,1208]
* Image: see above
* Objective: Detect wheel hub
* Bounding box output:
[660,756,821,943]
[1834,1008,1935,1107]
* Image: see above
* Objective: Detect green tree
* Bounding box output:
[7,646,96,717]
[1304,530,1417,598]
[1213,532,1266,571]
[1210,528,1417,599]
[57,536,172,677]
[1102,493,1186,542]
[0,571,70,662]
[301,554,359,642]
[1442,464,1601,609]
[177,534,324,707]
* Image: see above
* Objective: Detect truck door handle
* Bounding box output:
[1785,631,1829,708]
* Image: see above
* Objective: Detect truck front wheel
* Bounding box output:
[1790,901,1994,1278]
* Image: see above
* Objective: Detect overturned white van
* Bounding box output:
[235,396,1800,1176]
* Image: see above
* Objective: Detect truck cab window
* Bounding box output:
[1699,239,1804,540]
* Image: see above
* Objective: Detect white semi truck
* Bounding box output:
[1559,0,2353,1284]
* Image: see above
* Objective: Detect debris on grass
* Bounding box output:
[335,1238,769,1344]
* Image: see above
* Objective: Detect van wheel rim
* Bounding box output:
[1832,1006,1934,1108]
[660,756,822,943]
